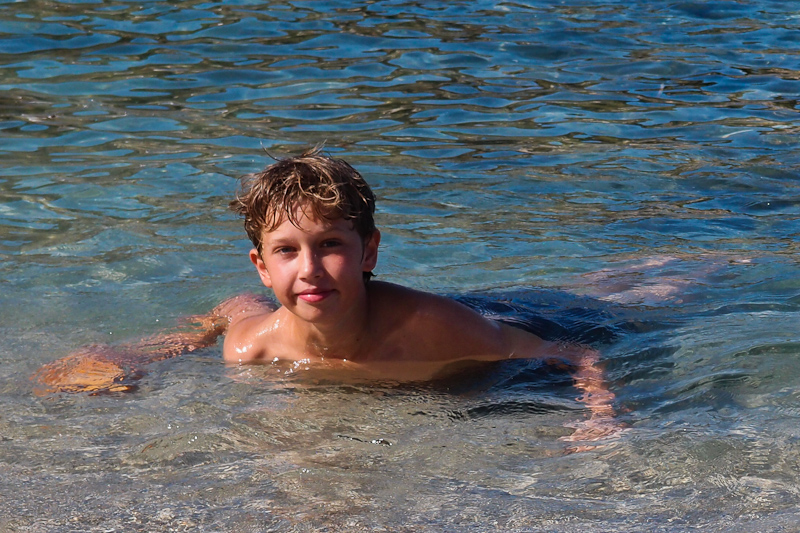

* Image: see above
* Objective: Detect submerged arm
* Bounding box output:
[127,293,277,364]
[548,342,622,447]
[500,323,620,445]
[32,293,275,395]
[545,341,616,419]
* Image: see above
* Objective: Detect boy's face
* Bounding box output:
[250,207,379,326]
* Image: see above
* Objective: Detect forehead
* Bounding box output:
[262,209,356,240]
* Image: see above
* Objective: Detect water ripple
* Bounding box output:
[2,1,800,530]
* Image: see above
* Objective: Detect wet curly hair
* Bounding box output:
[230,146,377,280]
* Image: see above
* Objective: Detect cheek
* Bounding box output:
[263,261,291,287]
[322,253,360,279]
[322,255,347,273]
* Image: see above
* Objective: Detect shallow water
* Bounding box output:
[2,0,800,531]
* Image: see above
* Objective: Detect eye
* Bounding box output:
[274,246,296,255]
[321,239,342,248]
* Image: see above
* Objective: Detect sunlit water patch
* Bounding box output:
[1,0,800,531]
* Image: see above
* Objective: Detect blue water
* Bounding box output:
[2,0,800,531]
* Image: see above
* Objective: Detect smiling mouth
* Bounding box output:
[297,289,334,303]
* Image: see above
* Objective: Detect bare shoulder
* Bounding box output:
[222,306,280,364]
[368,281,467,311]
[368,282,481,323]
[367,282,514,362]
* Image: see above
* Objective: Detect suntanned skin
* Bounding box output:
[220,209,617,442]
[224,210,561,367]
[32,206,619,445]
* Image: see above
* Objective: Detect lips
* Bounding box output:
[297,289,335,303]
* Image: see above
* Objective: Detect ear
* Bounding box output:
[249,248,273,288]
[362,230,380,272]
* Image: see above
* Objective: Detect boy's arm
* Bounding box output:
[499,322,620,446]
[32,293,275,395]
[407,291,618,431]
[132,293,277,363]
[410,292,620,445]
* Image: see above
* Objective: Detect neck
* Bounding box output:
[295,292,372,360]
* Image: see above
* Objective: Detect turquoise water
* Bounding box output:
[2,0,800,530]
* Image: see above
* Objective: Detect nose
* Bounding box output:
[299,249,323,280]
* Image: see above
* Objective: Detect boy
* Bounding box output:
[33,148,617,442]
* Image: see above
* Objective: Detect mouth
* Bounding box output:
[297,289,335,303]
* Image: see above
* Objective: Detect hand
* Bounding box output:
[560,414,628,453]
[31,345,140,395]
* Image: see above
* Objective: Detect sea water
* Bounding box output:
[1,0,799,531]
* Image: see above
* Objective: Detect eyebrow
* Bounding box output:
[264,224,352,243]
